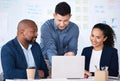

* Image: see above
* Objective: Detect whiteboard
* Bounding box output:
[0,0,120,74]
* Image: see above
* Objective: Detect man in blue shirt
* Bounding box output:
[40,2,79,66]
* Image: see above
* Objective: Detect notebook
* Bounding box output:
[51,56,85,79]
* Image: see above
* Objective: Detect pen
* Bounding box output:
[95,65,98,70]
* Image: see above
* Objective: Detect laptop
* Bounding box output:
[51,56,85,79]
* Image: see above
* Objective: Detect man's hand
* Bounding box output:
[38,70,44,78]
[64,52,75,56]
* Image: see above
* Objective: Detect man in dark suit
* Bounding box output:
[1,19,49,81]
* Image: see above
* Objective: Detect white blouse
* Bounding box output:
[89,49,102,72]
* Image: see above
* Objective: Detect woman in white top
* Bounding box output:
[82,23,119,78]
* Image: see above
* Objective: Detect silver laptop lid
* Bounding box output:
[52,56,85,79]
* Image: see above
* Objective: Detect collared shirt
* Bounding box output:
[18,41,35,68]
[40,19,79,65]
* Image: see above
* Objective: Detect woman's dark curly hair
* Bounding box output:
[92,23,116,47]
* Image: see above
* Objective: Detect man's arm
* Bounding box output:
[1,45,26,79]
[40,22,57,65]
[64,24,79,55]
[36,44,49,78]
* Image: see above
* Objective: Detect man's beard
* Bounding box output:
[27,37,37,44]
[28,40,34,44]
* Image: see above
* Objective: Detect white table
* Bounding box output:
[6,78,120,81]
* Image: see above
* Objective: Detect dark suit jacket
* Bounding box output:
[1,37,49,80]
[81,46,119,77]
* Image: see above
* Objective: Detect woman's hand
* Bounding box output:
[84,70,92,78]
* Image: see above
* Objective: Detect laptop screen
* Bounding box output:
[52,56,85,79]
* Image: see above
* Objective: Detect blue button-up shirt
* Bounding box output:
[40,19,79,65]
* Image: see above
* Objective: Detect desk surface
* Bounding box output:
[6,78,119,81]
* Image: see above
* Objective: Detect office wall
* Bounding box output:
[0,0,120,74]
